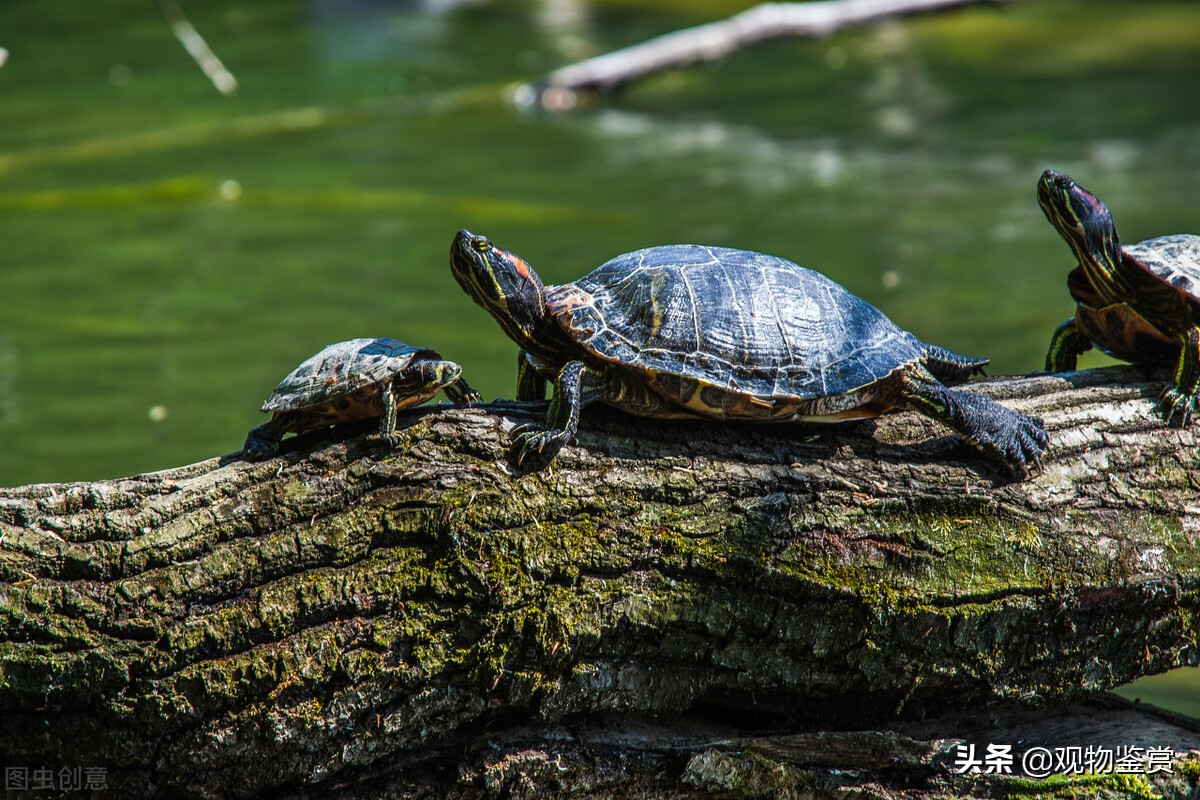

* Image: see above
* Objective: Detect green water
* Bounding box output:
[1,0,1197,713]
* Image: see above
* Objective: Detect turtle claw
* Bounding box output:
[380,432,401,449]
[510,424,571,471]
[1010,414,1050,478]
[446,382,483,407]
[980,409,1048,480]
[963,394,1049,478]
[1157,385,1197,428]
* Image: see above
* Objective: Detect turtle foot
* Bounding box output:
[988,409,1050,479]
[1158,385,1197,428]
[904,376,1048,480]
[510,423,572,471]
[241,428,281,461]
[960,403,1048,480]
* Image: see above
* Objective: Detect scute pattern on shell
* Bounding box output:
[544,244,926,400]
[1125,234,1200,300]
[262,338,433,412]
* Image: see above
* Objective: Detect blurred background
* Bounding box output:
[0,0,1197,711]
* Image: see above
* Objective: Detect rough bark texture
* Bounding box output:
[518,0,1007,109]
[1,365,1199,798]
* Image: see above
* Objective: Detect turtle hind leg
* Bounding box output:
[921,344,988,386]
[1158,326,1200,427]
[241,415,292,461]
[1046,317,1093,372]
[900,368,1048,478]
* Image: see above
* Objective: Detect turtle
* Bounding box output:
[449,229,1047,476]
[241,337,479,460]
[1038,168,1200,426]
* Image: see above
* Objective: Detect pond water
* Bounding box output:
[1,0,1197,712]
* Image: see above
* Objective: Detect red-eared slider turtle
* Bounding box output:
[1039,169,1200,426]
[449,229,1047,476]
[241,337,479,460]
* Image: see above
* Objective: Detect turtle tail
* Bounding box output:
[920,343,988,386]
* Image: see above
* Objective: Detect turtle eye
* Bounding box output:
[473,238,492,253]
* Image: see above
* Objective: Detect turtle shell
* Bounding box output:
[1124,234,1200,303]
[262,338,435,412]
[1067,234,1200,365]
[543,244,926,417]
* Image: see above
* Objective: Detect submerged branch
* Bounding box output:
[155,0,238,96]
[518,0,1007,109]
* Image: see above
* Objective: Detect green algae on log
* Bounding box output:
[0,365,1198,799]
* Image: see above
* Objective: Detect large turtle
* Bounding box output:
[241,337,479,460]
[449,229,1047,475]
[1038,169,1200,426]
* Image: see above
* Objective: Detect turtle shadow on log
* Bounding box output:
[507,402,1029,486]
[218,401,507,468]
[219,366,1173,484]
[219,397,1041,486]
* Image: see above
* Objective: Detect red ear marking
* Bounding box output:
[506,251,533,282]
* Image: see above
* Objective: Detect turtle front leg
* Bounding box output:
[378,384,400,447]
[443,380,481,406]
[512,361,604,470]
[1159,326,1200,427]
[1045,317,1093,372]
[516,350,547,401]
[380,361,479,448]
[512,361,667,470]
[241,414,292,461]
[414,357,481,406]
[442,376,482,406]
[899,367,1048,479]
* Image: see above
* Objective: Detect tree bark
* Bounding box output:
[517,0,1009,109]
[1,365,1199,798]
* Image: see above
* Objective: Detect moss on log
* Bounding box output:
[0,365,1198,798]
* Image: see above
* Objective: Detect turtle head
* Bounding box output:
[1037,169,1123,287]
[450,229,548,350]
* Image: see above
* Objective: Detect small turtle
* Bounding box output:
[241,337,479,460]
[449,229,1047,476]
[1039,169,1200,426]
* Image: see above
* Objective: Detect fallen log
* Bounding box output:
[0,365,1198,798]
